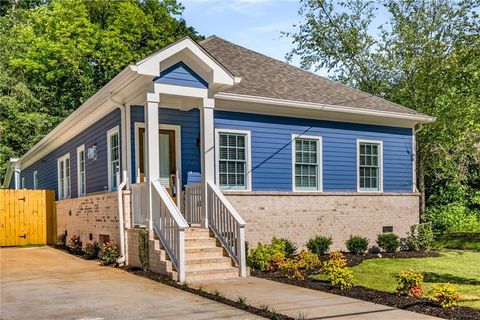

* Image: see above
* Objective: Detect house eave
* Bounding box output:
[215,92,435,127]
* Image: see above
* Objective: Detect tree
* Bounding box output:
[0,0,202,183]
[287,0,480,217]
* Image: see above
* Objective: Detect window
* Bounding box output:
[57,153,71,199]
[293,135,322,191]
[358,140,382,192]
[107,127,120,191]
[216,129,251,190]
[77,145,86,196]
[33,170,38,190]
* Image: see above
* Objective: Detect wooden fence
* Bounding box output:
[0,189,56,246]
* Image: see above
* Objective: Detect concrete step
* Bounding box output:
[185,238,218,248]
[185,267,239,281]
[185,246,226,259]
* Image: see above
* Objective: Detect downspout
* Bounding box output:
[109,93,128,265]
[413,123,424,223]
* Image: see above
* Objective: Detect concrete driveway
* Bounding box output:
[0,246,262,320]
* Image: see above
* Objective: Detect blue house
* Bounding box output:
[2,36,434,282]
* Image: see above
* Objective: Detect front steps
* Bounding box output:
[147,227,241,282]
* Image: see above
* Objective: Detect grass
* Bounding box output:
[346,250,480,309]
[434,233,480,251]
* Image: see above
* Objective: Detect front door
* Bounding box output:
[159,129,177,203]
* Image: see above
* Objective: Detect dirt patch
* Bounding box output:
[253,270,480,320]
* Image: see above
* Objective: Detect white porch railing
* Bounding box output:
[131,182,148,226]
[207,182,247,277]
[151,180,189,282]
[185,184,202,225]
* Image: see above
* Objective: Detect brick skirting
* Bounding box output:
[224,192,420,251]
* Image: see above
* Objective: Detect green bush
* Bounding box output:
[424,203,480,234]
[397,269,424,297]
[138,229,149,271]
[377,233,400,253]
[84,241,100,259]
[68,235,83,254]
[345,235,369,254]
[247,239,286,271]
[100,242,119,265]
[406,223,434,251]
[272,237,298,258]
[306,235,332,256]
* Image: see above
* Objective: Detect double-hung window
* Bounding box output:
[77,145,86,196]
[358,140,382,192]
[293,135,322,191]
[57,153,71,199]
[216,130,251,190]
[107,127,120,191]
[33,170,38,190]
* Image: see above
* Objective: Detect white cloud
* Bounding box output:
[181,0,295,17]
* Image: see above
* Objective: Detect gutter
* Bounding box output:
[116,170,128,265]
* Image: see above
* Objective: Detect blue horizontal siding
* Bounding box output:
[21,109,122,198]
[130,106,200,188]
[214,111,413,192]
[154,62,208,89]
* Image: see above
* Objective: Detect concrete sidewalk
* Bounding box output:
[1,246,262,320]
[191,277,441,320]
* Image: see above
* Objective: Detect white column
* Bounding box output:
[200,98,215,228]
[145,92,160,231]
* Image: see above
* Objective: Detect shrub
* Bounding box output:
[377,233,400,253]
[279,250,322,280]
[424,203,480,234]
[138,229,149,271]
[306,235,332,256]
[345,235,369,254]
[396,269,424,297]
[57,232,67,247]
[406,223,434,251]
[247,240,286,271]
[68,235,83,254]
[322,251,353,290]
[428,284,460,308]
[272,237,298,258]
[100,242,119,265]
[84,242,100,259]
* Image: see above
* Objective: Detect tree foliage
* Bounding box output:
[0,0,202,183]
[288,0,480,223]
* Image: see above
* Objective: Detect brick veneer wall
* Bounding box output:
[225,192,420,251]
[56,192,119,247]
[126,228,141,267]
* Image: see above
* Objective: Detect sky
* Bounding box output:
[180,0,306,70]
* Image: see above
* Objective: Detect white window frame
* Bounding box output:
[357,139,383,192]
[107,126,120,192]
[215,128,252,191]
[292,134,323,192]
[33,170,38,190]
[57,153,71,199]
[77,145,86,196]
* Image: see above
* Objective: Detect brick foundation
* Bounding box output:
[56,192,119,247]
[225,192,420,251]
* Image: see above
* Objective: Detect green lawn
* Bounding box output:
[313,250,480,309]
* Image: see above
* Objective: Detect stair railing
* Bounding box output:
[207,181,247,277]
[151,180,189,282]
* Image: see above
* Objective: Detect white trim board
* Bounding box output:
[107,126,120,192]
[76,145,86,197]
[214,128,252,192]
[356,139,383,193]
[291,134,323,192]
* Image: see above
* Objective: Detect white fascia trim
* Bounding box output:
[215,128,252,192]
[107,126,120,192]
[76,145,86,197]
[2,158,19,188]
[18,66,138,170]
[154,83,208,99]
[136,37,235,86]
[291,134,323,192]
[357,139,383,193]
[215,92,435,123]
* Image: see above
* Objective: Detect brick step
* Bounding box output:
[185,238,218,248]
[185,246,226,259]
[185,267,239,281]
[185,257,234,271]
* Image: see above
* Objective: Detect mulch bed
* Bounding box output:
[252,251,480,320]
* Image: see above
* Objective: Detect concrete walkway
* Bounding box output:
[0,247,262,320]
[191,277,441,320]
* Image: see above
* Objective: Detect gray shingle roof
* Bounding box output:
[200,36,424,116]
